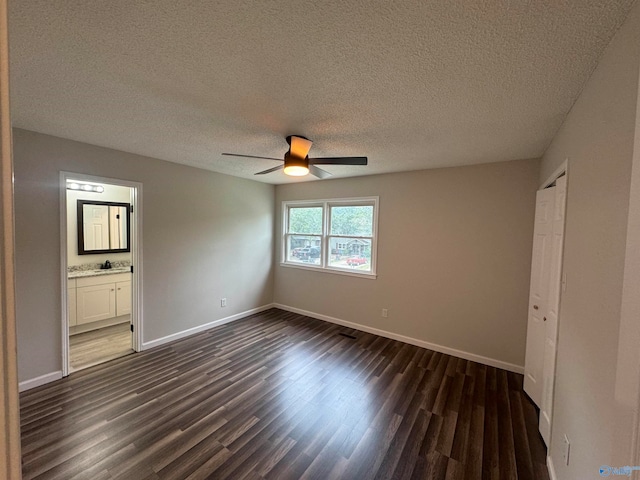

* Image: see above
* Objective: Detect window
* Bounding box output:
[282,197,378,277]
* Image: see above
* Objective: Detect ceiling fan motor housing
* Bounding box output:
[285,151,308,165]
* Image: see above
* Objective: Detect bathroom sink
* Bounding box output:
[102,267,130,272]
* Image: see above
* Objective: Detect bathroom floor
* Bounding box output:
[69,322,134,372]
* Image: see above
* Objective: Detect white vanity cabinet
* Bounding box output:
[116,281,131,316]
[76,283,116,324]
[68,279,77,327]
[71,272,131,328]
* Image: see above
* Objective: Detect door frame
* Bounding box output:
[0,0,22,475]
[59,172,143,376]
[542,159,568,189]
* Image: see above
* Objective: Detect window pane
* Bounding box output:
[287,235,322,265]
[329,205,373,236]
[328,237,372,271]
[288,207,323,234]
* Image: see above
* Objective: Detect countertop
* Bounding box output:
[68,267,131,279]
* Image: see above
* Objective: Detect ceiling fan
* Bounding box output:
[222,135,368,178]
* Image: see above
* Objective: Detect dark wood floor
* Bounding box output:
[20,308,549,480]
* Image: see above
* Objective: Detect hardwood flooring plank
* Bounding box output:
[147,415,228,474]
[154,437,225,480]
[410,450,449,480]
[509,390,536,480]
[463,405,485,480]
[254,436,297,478]
[445,457,465,480]
[449,375,473,462]
[496,370,518,480]
[419,412,444,458]
[482,388,500,480]
[182,447,232,480]
[375,407,429,480]
[297,423,351,480]
[435,408,458,457]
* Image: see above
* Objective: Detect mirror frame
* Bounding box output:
[77,200,131,255]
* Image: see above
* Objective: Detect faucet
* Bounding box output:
[101,260,112,270]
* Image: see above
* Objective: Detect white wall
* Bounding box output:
[274,158,539,370]
[66,182,132,266]
[538,2,640,478]
[13,129,275,383]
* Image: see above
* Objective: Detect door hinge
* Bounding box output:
[130,265,134,273]
[130,205,134,213]
[130,324,134,332]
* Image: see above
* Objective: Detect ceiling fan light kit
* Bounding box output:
[222,135,368,179]
[282,152,309,176]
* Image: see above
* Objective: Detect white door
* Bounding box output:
[539,175,567,445]
[524,186,556,406]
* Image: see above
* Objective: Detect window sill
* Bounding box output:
[279,262,377,280]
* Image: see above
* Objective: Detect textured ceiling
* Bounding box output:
[8,1,637,184]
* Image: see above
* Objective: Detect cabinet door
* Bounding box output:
[116,281,131,317]
[68,287,77,327]
[77,283,116,325]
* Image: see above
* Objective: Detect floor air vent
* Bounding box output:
[339,333,357,340]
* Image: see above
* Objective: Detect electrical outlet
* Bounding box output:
[562,435,570,466]
[221,298,227,307]
[381,308,388,318]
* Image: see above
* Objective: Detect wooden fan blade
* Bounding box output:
[309,157,368,165]
[222,153,283,161]
[309,165,332,179]
[255,165,284,175]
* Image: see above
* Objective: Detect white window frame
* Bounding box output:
[281,196,379,279]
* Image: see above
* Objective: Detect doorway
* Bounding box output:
[60,172,142,376]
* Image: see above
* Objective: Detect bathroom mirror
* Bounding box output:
[77,200,131,255]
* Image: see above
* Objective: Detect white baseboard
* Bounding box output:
[141,304,275,350]
[19,371,63,392]
[547,455,557,480]
[273,304,524,374]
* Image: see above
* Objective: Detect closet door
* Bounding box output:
[539,175,567,445]
[523,186,556,407]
